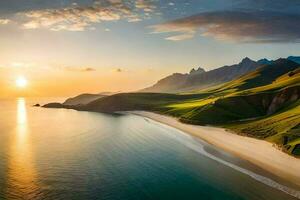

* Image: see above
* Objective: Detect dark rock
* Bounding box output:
[267,87,300,115]
[43,103,65,108]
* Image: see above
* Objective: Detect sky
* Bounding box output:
[0,0,300,97]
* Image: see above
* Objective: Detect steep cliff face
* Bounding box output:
[267,87,300,114]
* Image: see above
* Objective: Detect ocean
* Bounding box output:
[0,98,299,200]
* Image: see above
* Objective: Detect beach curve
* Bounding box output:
[127,111,300,189]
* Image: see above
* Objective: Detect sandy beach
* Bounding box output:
[128,111,300,187]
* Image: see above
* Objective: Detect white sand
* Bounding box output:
[128,111,300,187]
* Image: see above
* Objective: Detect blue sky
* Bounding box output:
[0,0,300,96]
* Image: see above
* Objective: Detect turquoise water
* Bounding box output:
[0,98,299,200]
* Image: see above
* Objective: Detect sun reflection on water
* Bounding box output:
[17,98,27,125]
[5,98,41,199]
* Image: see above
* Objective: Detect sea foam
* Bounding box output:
[147,117,300,199]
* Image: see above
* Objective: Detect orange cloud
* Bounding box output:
[0,19,10,25]
[60,66,96,72]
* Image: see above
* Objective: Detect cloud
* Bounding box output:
[0,19,10,25]
[62,66,96,72]
[127,15,142,22]
[165,32,195,41]
[11,62,35,67]
[22,4,124,31]
[150,10,300,43]
[19,1,157,31]
[84,67,96,72]
[115,68,122,72]
[135,0,156,12]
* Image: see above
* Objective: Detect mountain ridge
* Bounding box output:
[141,57,262,93]
[142,56,299,93]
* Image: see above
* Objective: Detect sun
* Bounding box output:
[16,76,28,88]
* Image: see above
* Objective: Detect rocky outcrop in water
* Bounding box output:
[43,103,65,108]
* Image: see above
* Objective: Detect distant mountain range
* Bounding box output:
[141,56,300,93]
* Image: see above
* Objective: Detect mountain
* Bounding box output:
[141,57,263,93]
[288,56,300,64]
[63,93,106,106]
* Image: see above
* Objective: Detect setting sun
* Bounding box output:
[16,77,28,88]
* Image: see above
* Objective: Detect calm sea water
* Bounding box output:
[0,98,299,200]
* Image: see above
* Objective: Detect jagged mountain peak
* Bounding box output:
[257,58,272,65]
[190,67,205,75]
[239,57,255,65]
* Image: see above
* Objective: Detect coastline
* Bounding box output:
[127,111,300,188]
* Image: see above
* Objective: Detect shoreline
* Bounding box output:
[127,111,300,188]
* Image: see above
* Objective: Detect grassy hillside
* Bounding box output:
[169,86,299,124]
[82,92,211,113]
[199,59,299,95]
